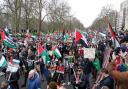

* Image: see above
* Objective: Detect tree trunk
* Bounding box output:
[38,11,42,33]
[38,0,42,33]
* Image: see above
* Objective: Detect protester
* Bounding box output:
[27,69,41,89]
[71,67,88,89]
[0,81,9,89]
[8,71,20,89]
[47,81,57,89]
[106,52,128,89]
[57,80,66,89]
[1,26,126,89]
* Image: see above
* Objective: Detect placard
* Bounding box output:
[6,59,20,73]
[84,48,96,59]
[6,63,19,72]
[56,66,64,74]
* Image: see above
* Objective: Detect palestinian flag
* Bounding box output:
[75,30,88,47]
[0,56,7,68]
[4,27,12,36]
[1,31,18,49]
[108,23,120,48]
[53,45,62,59]
[38,43,50,64]
[63,33,70,43]
[38,43,44,56]
[93,58,101,72]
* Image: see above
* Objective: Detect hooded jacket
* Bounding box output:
[27,74,41,89]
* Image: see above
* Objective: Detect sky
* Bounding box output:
[68,0,126,27]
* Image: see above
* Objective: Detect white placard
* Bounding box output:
[6,63,19,72]
[84,48,96,59]
[6,59,20,73]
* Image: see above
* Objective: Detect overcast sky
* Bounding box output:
[68,0,126,27]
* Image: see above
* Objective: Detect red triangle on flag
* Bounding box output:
[10,56,13,64]
[108,23,115,39]
[38,43,45,56]
[52,45,57,51]
[75,31,82,42]
[67,31,71,36]
[1,31,6,40]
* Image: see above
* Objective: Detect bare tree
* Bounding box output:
[47,0,71,32]
[22,0,35,30]
[90,4,117,31]
[3,0,22,33]
[32,0,49,33]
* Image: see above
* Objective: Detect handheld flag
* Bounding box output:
[37,43,50,64]
[0,56,7,68]
[1,31,18,49]
[108,23,120,48]
[53,45,62,59]
[75,30,88,47]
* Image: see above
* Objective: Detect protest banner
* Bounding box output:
[6,63,19,73]
[6,59,20,73]
[56,66,64,74]
[84,48,96,59]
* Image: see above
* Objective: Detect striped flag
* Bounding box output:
[1,31,18,49]
[53,45,62,59]
[37,43,50,64]
[0,56,7,68]
[75,30,88,47]
[108,22,120,48]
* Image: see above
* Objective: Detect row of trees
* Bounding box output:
[89,5,117,32]
[0,0,85,33]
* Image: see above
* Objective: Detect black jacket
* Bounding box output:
[71,73,88,89]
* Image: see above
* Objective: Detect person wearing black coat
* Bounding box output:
[71,68,88,89]
[8,71,20,89]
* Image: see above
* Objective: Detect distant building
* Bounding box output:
[117,0,128,31]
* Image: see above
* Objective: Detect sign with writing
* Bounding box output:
[84,48,96,59]
[56,66,64,74]
[6,63,19,72]
[6,59,20,73]
[67,56,74,63]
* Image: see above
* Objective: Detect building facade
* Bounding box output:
[117,0,128,31]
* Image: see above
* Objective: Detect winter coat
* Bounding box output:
[27,74,41,89]
[8,72,20,89]
[96,76,115,89]
[71,73,88,89]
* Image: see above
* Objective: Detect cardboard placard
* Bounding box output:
[84,48,96,59]
[6,59,20,73]
[6,63,19,72]
[56,66,64,74]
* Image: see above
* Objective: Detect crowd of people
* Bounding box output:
[0,28,128,89]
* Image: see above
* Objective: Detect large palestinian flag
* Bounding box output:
[75,30,88,47]
[1,31,18,49]
[38,43,50,64]
[0,56,7,68]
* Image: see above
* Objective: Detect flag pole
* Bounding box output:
[8,72,12,81]
[73,68,77,81]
